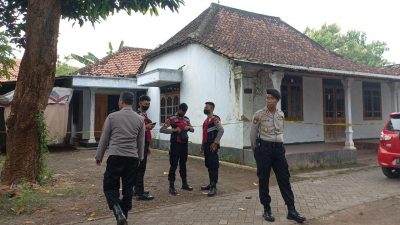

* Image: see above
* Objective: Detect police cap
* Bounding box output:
[266,89,281,101]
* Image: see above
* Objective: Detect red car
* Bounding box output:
[378,112,400,178]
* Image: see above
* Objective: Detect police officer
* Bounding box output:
[95,92,145,225]
[160,103,194,195]
[200,102,224,197]
[250,89,306,223]
[134,95,155,201]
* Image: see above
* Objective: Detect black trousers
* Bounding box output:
[134,142,149,195]
[103,155,139,215]
[168,141,188,183]
[254,140,295,210]
[204,143,219,185]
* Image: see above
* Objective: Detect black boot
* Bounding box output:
[207,183,216,197]
[169,181,177,196]
[263,208,275,222]
[137,192,155,201]
[287,209,306,223]
[181,179,193,191]
[200,184,211,190]
[112,204,128,225]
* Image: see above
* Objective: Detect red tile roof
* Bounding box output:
[145,3,399,76]
[78,47,151,77]
[0,59,21,82]
[384,64,400,74]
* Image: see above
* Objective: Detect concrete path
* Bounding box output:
[77,166,400,225]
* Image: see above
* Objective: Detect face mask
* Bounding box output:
[204,109,210,115]
[142,106,149,111]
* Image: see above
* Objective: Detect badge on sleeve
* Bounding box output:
[253,115,260,124]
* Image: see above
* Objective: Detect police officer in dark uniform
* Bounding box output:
[134,95,155,201]
[200,102,224,197]
[160,103,194,195]
[250,89,306,223]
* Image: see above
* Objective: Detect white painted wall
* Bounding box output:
[244,76,324,146]
[144,44,244,149]
[143,44,393,147]
[284,77,324,143]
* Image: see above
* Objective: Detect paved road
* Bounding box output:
[76,166,400,225]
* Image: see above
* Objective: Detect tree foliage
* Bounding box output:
[68,40,124,66]
[304,23,390,67]
[0,0,184,47]
[56,56,78,76]
[0,31,15,79]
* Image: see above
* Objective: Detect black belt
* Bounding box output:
[258,139,283,148]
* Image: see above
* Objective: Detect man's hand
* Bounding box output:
[184,126,190,131]
[145,123,155,130]
[174,127,181,133]
[96,159,102,166]
[211,143,218,152]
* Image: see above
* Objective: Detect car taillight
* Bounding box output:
[380,132,392,141]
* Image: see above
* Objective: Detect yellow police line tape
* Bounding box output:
[0,120,386,134]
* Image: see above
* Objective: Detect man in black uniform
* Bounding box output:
[134,95,155,201]
[250,89,306,223]
[200,102,224,197]
[160,103,194,195]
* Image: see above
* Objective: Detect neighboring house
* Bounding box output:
[0,59,21,94]
[0,47,151,147]
[137,3,400,163]
[69,47,151,145]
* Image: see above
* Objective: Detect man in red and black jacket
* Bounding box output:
[200,102,224,197]
[160,103,194,195]
[134,95,155,201]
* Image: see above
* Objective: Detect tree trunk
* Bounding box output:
[1,0,61,184]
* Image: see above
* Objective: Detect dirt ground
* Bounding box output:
[0,149,269,225]
[308,196,400,225]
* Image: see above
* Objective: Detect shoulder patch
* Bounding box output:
[252,114,260,124]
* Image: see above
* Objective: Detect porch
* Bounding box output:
[68,76,147,146]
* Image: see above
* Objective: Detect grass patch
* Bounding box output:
[0,154,4,169]
[0,183,48,216]
[220,154,240,164]
[290,161,367,175]
[51,187,82,198]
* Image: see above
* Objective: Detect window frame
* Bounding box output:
[280,76,304,121]
[362,82,382,120]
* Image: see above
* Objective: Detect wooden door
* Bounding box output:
[95,94,108,139]
[323,80,346,142]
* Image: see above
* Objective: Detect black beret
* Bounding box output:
[266,89,281,101]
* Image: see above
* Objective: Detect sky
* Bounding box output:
[14,0,400,66]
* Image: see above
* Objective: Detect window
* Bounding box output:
[386,118,400,131]
[363,82,381,120]
[160,84,180,123]
[281,76,303,121]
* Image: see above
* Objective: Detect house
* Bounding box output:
[1,47,151,148]
[137,3,400,165]
[68,47,151,146]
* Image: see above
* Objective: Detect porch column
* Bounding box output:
[397,84,400,112]
[232,64,244,119]
[269,71,284,109]
[341,78,356,150]
[88,88,96,143]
